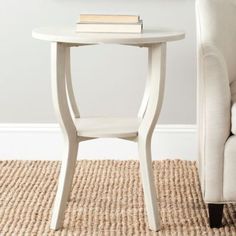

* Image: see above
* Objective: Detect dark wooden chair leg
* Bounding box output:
[208,204,224,228]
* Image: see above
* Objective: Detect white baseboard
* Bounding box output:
[0,124,197,161]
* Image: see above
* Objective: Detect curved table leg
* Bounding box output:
[50,42,78,230]
[138,43,166,231]
[65,47,80,118]
[51,141,78,230]
[138,46,152,119]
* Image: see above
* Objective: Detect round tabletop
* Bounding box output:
[32,26,185,45]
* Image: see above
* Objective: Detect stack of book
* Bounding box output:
[76,14,143,33]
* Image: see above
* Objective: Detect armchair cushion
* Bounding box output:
[231,80,236,134]
[224,135,236,201]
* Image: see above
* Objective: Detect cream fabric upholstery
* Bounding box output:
[196,0,236,203]
[231,81,236,134]
[224,135,236,201]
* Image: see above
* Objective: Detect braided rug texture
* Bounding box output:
[0,160,235,236]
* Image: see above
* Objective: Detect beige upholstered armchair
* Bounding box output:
[196,0,236,228]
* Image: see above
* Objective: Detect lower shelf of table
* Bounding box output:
[75,117,140,138]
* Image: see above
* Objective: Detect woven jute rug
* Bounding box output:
[0,160,235,236]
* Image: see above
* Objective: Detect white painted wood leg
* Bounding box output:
[65,47,80,118]
[138,43,167,231]
[138,137,161,231]
[51,140,78,230]
[50,42,78,230]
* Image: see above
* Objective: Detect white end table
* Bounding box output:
[32,27,185,231]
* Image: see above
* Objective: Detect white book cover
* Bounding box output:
[76,21,143,33]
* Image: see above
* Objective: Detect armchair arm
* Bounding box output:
[197,44,231,202]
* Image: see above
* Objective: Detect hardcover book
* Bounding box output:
[79,14,140,24]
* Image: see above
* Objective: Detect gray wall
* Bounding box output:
[0,0,196,124]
